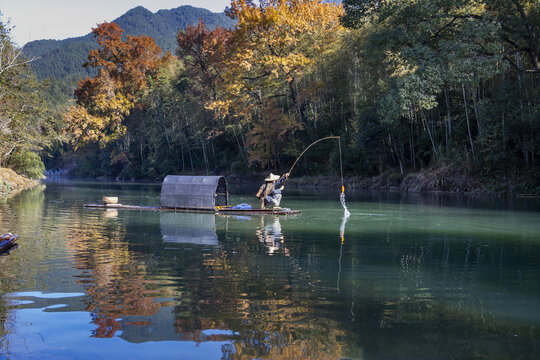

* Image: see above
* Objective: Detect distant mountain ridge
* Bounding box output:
[23,5,234,83]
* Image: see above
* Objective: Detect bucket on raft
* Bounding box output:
[102,196,118,205]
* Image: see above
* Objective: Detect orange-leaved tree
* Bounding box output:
[177,20,233,103]
[65,22,171,149]
[177,21,251,169]
[212,0,344,167]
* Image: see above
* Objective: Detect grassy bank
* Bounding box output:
[0,168,39,197]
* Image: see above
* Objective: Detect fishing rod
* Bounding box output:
[283,135,350,216]
[283,136,344,192]
[285,136,340,178]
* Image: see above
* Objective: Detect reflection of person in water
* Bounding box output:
[256,216,289,256]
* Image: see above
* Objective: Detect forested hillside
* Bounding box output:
[22,6,234,105]
[3,1,538,194]
[58,0,538,194]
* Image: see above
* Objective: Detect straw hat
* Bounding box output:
[265,173,280,182]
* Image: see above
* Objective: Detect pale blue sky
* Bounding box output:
[0,0,231,46]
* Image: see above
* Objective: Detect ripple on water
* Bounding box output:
[6,291,85,299]
[1,183,540,360]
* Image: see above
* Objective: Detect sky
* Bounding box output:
[0,0,231,46]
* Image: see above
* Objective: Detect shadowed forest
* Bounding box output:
[1,0,538,192]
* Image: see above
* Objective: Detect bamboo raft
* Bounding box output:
[86,176,301,216]
[0,233,18,253]
[83,203,301,215]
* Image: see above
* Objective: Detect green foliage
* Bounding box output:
[335,0,539,175]
[46,1,539,186]
[8,151,45,179]
[341,0,381,28]
[1,17,60,176]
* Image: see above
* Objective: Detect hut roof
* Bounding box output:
[160,175,228,209]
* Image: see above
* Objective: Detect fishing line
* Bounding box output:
[284,135,350,216]
[338,137,350,217]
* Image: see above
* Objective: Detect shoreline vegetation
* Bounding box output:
[241,165,540,196]
[47,164,539,197]
[0,168,40,197]
[2,1,538,195]
[287,167,540,196]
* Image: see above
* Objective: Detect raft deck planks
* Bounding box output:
[83,203,300,215]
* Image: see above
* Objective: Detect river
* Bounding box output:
[1,180,539,359]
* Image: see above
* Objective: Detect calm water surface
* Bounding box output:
[1,180,540,359]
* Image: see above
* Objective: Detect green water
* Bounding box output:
[1,180,540,359]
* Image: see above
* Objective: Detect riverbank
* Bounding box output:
[0,167,39,197]
[48,164,539,196]
[283,165,540,196]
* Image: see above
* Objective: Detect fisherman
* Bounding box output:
[256,173,289,209]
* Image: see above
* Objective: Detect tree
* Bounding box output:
[1,16,55,177]
[338,0,538,176]
[64,22,171,149]
[211,0,345,167]
[341,0,382,28]
[484,0,539,73]
[177,20,233,102]
[0,17,35,78]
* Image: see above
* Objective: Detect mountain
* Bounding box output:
[22,5,234,102]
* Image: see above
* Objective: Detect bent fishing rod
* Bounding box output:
[283,136,345,194]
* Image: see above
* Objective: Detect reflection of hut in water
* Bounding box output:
[116,311,236,344]
[160,212,219,246]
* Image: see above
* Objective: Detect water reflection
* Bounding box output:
[337,212,349,293]
[161,213,219,246]
[15,207,345,358]
[1,182,540,359]
[103,209,118,218]
[65,211,162,338]
[255,216,289,255]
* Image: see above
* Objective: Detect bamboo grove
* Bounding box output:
[3,1,540,185]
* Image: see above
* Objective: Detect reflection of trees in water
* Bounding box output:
[4,190,536,359]
[0,186,47,344]
[65,212,161,338]
[222,329,344,359]
[165,216,347,359]
[172,258,346,359]
[64,208,539,359]
[1,201,347,357]
[338,232,540,360]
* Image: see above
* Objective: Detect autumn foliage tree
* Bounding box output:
[177,20,233,102]
[196,0,345,167]
[65,22,170,148]
[56,0,538,189]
